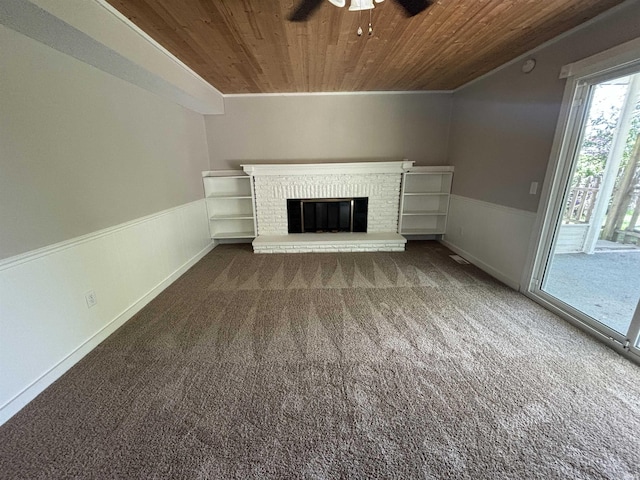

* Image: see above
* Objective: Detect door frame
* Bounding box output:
[521,37,640,363]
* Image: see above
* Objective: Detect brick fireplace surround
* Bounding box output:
[242,161,413,253]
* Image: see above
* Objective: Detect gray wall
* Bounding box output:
[0,25,210,260]
[205,93,452,169]
[449,0,640,212]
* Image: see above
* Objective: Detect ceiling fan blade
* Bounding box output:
[392,0,433,17]
[288,0,324,22]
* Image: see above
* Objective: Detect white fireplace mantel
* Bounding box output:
[242,160,416,253]
[242,160,414,176]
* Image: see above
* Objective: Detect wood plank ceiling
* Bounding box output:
[106,0,626,94]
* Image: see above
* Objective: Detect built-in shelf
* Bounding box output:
[212,231,256,239]
[399,167,453,236]
[203,171,257,240]
[207,194,253,199]
[400,228,444,235]
[203,163,452,244]
[210,214,254,220]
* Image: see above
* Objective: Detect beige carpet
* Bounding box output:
[1,241,639,479]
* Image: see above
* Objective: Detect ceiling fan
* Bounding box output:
[288,0,434,22]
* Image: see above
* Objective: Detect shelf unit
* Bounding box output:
[202,171,256,240]
[398,166,454,236]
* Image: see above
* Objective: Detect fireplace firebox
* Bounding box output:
[287,198,368,233]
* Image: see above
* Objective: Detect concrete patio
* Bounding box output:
[544,245,640,334]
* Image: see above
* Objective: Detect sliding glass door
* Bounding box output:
[532,64,640,356]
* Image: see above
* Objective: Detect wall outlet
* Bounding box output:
[85,290,97,309]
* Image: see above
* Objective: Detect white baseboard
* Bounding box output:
[440,239,519,290]
[442,194,537,290]
[0,200,214,425]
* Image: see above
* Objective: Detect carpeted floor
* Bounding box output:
[1,241,639,479]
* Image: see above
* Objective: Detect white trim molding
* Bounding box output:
[0,199,214,425]
[0,199,206,271]
[559,36,640,79]
[443,194,536,290]
[242,160,414,176]
[524,34,640,294]
[223,91,453,98]
[521,35,640,364]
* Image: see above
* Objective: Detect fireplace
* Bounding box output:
[242,161,411,253]
[287,198,368,233]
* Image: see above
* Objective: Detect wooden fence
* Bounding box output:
[563,176,601,224]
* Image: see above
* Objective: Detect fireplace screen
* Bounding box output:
[287,198,368,233]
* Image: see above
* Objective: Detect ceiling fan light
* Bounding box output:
[348,0,375,11]
[328,0,346,7]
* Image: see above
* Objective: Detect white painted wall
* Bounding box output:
[205,93,452,169]
[444,1,640,288]
[443,195,536,290]
[0,22,214,424]
[3,0,636,429]
[0,200,213,425]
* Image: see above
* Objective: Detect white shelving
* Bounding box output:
[399,166,454,236]
[202,171,257,240]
